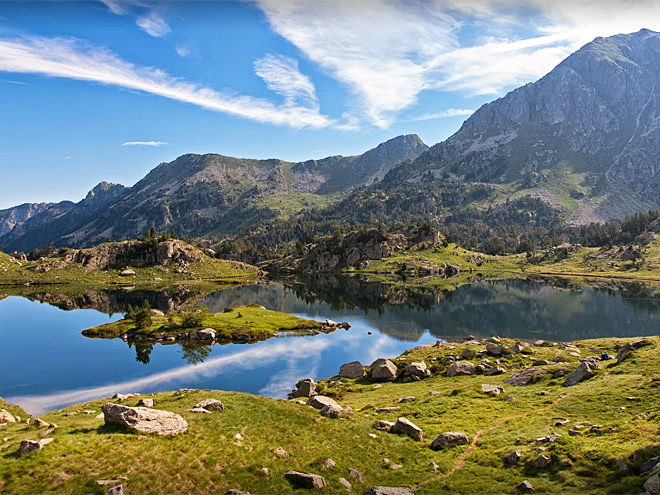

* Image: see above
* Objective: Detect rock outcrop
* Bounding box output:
[101,403,188,436]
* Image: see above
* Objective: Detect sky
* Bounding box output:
[2,0,660,209]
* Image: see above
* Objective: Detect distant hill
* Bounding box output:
[0,202,53,238]
[0,135,426,253]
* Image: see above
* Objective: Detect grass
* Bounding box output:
[81,304,325,341]
[1,336,659,494]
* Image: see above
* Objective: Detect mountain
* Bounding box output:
[0,202,53,238]
[0,135,426,252]
[386,29,660,223]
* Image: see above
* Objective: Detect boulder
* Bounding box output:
[377,420,395,431]
[292,379,317,398]
[516,480,535,493]
[446,361,476,376]
[617,339,651,363]
[459,348,476,360]
[274,447,289,457]
[340,361,366,379]
[197,328,216,340]
[137,399,155,408]
[107,485,124,495]
[563,359,599,387]
[644,473,660,494]
[0,410,15,423]
[321,404,345,418]
[617,457,628,472]
[285,471,326,489]
[101,403,188,435]
[370,359,398,381]
[362,487,414,495]
[194,399,224,411]
[640,456,660,475]
[507,450,522,464]
[26,418,49,428]
[349,469,363,483]
[534,455,550,469]
[406,362,431,378]
[306,396,340,410]
[486,343,504,355]
[322,458,336,470]
[390,417,424,441]
[119,269,136,277]
[486,366,505,376]
[325,319,337,327]
[509,344,524,353]
[339,478,352,491]
[186,408,211,414]
[150,309,165,317]
[18,438,53,456]
[482,384,504,396]
[225,490,251,495]
[431,432,469,450]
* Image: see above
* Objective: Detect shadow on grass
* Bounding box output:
[95,423,135,435]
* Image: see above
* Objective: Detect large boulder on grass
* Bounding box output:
[431,432,469,450]
[370,359,398,380]
[285,471,326,489]
[563,359,599,387]
[101,403,188,436]
[362,488,414,495]
[306,396,340,410]
[446,361,476,376]
[340,361,365,379]
[390,417,424,441]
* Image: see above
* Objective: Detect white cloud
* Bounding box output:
[1,78,27,85]
[123,141,169,146]
[256,0,660,128]
[175,45,190,57]
[254,54,318,109]
[101,0,171,38]
[401,108,475,122]
[0,36,333,129]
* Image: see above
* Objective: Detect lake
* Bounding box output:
[2,276,660,416]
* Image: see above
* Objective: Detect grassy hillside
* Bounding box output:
[0,336,657,494]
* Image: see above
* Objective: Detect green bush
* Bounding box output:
[180,304,209,328]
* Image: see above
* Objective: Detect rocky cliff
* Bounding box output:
[0,202,52,237]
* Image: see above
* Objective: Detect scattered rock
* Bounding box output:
[194,399,224,411]
[375,407,400,413]
[446,361,476,376]
[563,359,599,387]
[322,458,336,470]
[340,361,365,379]
[396,396,415,403]
[150,309,165,317]
[481,384,504,395]
[486,343,505,355]
[233,433,243,441]
[290,379,317,399]
[510,344,524,353]
[197,328,216,340]
[225,490,251,495]
[505,368,541,386]
[640,456,660,475]
[339,478,352,491]
[349,469,363,483]
[430,462,439,471]
[390,417,424,441]
[617,339,651,363]
[274,447,289,457]
[377,420,395,431]
[362,487,414,495]
[97,477,129,486]
[370,359,398,381]
[185,408,211,414]
[426,391,441,396]
[26,418,49,428]
[532,360,550,366]
[460,348,476,359]
[431,432,469,450]
[107,485,124,495]
[617,457,628,472]
[370,384,383,391]
[137,399,155,408]
[325,319,337,328]
[516,480,535,493]
[406,362,431,378]
[321,404,346,418]
[40,429,53,438]
[534,391,549,396]
[390,464,402,470]
[119,269,136,277]
[485,366,506,376]
[368,433,377,439]
[64,412,77,417]
[644,473,660,494]
[534,455,550,469]
[306,396,340,410]
[507,450,522,464]
[18,438,53,456]
[173,389,196,396]
[568,429,581,436]
[0,410,15,423]
[285,471,326,489]
[101,403,188,436]
[113,393,140,401]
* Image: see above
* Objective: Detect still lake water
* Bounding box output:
[2,277,660,416]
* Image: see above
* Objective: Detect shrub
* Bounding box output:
[180,304,209,328]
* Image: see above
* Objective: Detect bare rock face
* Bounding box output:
[431,432,469,450]
[285,471,326,489]
[101,403,188,436]
[370,359,398,381]
[390,417,424,441]
[340,361,365,379]
[563,358,599,387]
[446,361,476,376]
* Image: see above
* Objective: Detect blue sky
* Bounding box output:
[2,0,660,209]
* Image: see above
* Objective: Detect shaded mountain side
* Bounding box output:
[0,202,53,237]
[0,182,126,253]
[0,135,426,253]
[386,29,660,222]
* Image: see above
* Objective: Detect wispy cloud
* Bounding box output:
[122,141,169,146]
[101,0,171,38]
[254,54,318,109]
[175,44,190,57]
[0,36,332,129]
[257,0,660,129]
[1,78,27,85]
[401,108,475,123]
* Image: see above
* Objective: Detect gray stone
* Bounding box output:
[390,417,424,441]
[322,458,336,470]
[532,360,550,366]
[307,396,340,410]
[446,361,476,376]
[0,410,15,423]
[26,418,49,428]
[509,344,524,353]
[406,361,430,377]
[370,359,398,381]
[197,328,216,340]
[340,361,366,379]
[18,438,53,456]
[460,348,476,359]
[563,359,599,387]
[186,408,211,413]
[507,450,522,464]
[349,469,363,483]
[274,447,289,457]
[137,398,155,408]
[376,407,400,413]
[225,490,251,495]
[482,384,504,396]
[325,319,337,327]
[119,269,135,277]
[516,480,535,493]
[640,456,660,474]
[194,399,224,411]
[339,478,352,491]
[617,456,628,472]
[644,473,660,495]
[370,384,383,391]
[396,396,415,403]
[486,343,504,355]
[486,366,505,376]
[362,487,414,495]
[285,471,326,489]
[107,485,124,495]
[534,455,550,469]
[617,339,651,363]
[150,309,165,317]
[321,404,345,418]
[377,420,395,430]
[101,403,188,435]
[294,379,317,398]
[431,432,469,450]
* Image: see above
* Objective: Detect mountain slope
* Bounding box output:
[386,29,660,222]
[0,135,426,252]
[0,202,52,237]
